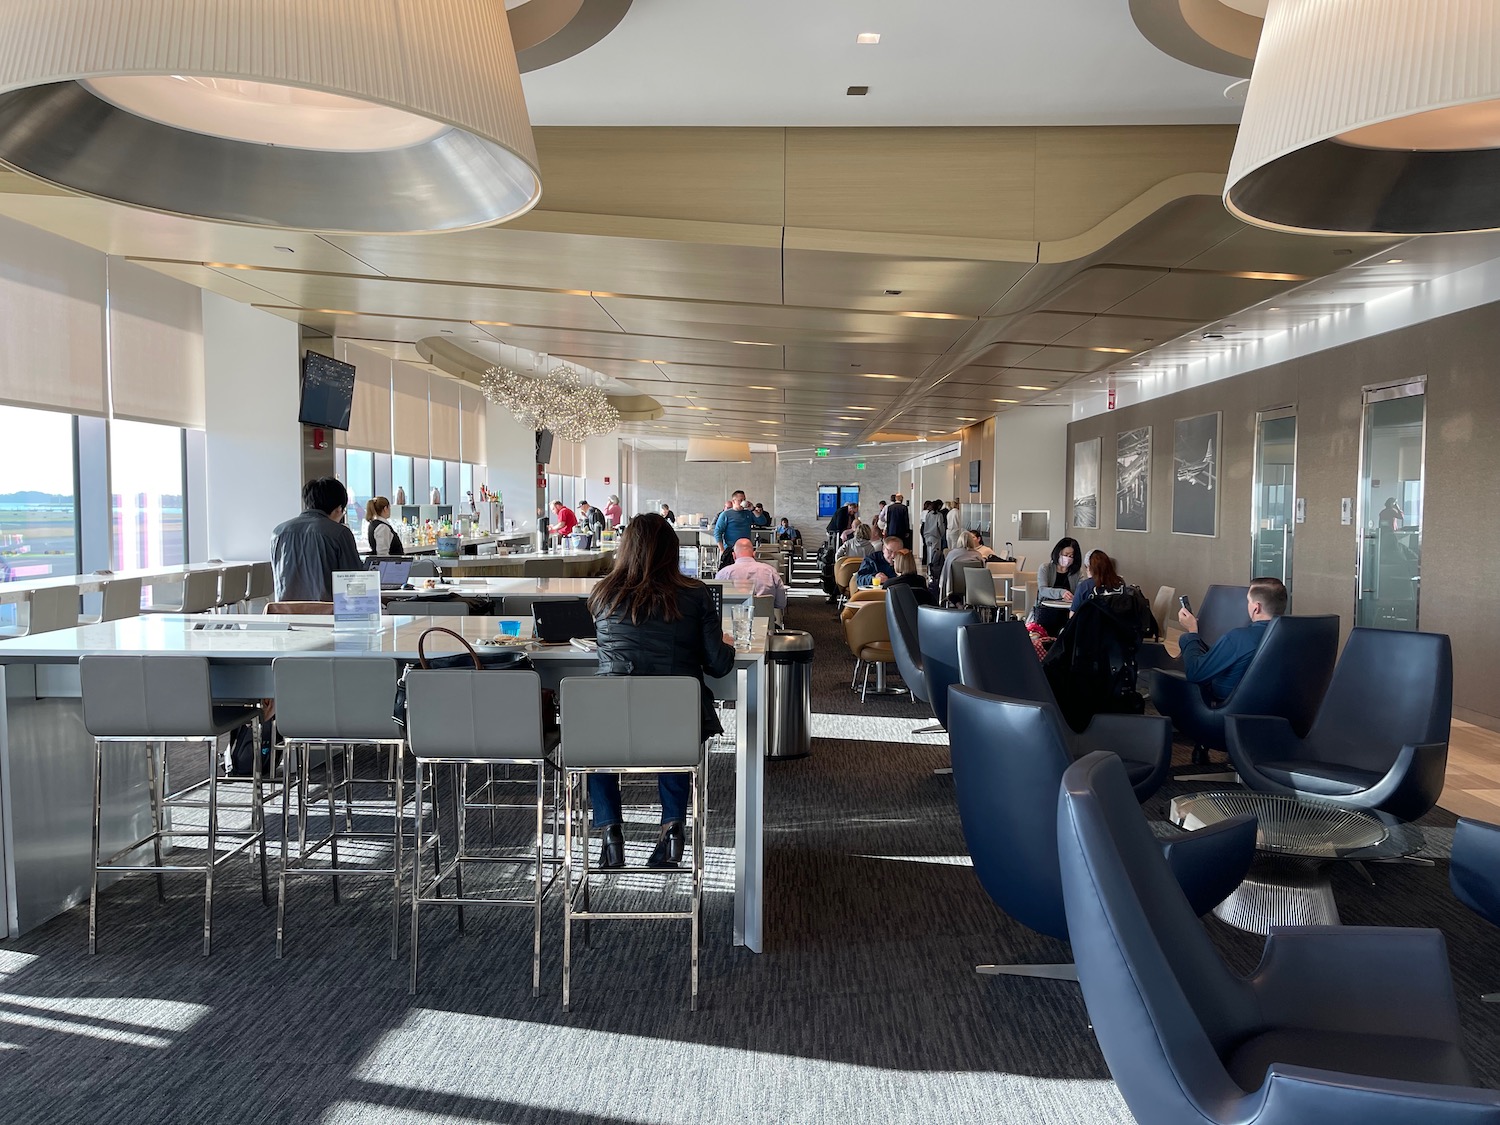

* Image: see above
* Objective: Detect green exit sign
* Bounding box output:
[856,461,866,470]
[815,448,830,457]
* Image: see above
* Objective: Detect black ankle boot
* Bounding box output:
[597,824,625,869]
[647,820,685,869]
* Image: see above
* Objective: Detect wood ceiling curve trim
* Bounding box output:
[1041,172,1231,265]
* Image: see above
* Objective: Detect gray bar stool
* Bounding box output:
[558,676,706,1012]
[216,565,252,613]
[271,657,408,960]
[246,562,274,611]
[0,584,79,637]
[79,654,267,955]
[144,568,221,614]
[405,668,559,996]
[79,576,143,625]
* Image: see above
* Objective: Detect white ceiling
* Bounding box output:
[519,0,1246,127]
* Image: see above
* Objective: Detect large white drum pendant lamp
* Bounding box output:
[1225,0,1500,235]
[0,0,542,233]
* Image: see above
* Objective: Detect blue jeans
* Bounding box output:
[588,772,690,829]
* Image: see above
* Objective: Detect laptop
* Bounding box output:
[531,597,597,644]
[374,559,413,590]
[679,545,700,579]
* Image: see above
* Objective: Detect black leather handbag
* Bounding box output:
[392,626,535,727]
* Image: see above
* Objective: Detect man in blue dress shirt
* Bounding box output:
[1176,577,1287,703]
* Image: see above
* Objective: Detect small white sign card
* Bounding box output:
[332,571,381,632]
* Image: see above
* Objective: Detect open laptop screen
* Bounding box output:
[376,560,412,589]
[679,546,700,578]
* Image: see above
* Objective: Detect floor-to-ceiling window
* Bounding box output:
[110,419,185,570]
[0,405,77,586]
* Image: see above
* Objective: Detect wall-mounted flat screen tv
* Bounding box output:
[968,459,981,494]
[536,429,554,466]
[298,351,356,430]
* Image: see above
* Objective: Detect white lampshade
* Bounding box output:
[0,0,541,233]
[1226,0,1500,235]
[685,438,753,463]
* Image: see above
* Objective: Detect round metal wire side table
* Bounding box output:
[1169,790,1426,935]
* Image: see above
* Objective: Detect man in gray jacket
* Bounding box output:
[270,477,364,601]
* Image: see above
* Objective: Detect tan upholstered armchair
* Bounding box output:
[841,600,902,702]
[840,585,886,624]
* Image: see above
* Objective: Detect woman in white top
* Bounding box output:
[365,496,403,556]
[946,500,963,549]
[938,530,984,604]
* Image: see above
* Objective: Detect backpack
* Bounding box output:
[1042,586,1155,731]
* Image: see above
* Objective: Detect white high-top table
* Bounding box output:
[0,613,771,952]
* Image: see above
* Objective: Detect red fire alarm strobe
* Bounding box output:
[604,476,611,484]
[311,427,327,449]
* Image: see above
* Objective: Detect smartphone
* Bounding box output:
[1178,595,1192,613]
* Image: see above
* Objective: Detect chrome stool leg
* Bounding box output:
[88,737,104,955]
[147,740,166,903]
[203,736,219,957]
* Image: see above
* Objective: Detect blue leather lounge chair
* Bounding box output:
[1150,614,1339,759]
[957,620,1171,801]
[1057,749,1500,1125]
[947,688,1255,979]
[917,603,978,734]
[1451,816,1500,1003]
[1227,627,1452,822]
[886,583,933,732]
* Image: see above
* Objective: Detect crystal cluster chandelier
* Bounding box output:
[481,357,620,441]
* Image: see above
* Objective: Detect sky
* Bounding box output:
[0,407,184,496]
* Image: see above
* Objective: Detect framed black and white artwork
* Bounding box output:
[1172,412,1220,537]
[1072,437,1100,529]
[1115,426,1150,532]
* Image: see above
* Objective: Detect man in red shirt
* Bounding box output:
[550,500,578,541]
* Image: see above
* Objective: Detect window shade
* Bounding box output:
[428,374,461,461]
[0,216,107,416]
[107,258,205,428]
[460,384,487,465]
[392,363,430,456]
[340,340,393,451]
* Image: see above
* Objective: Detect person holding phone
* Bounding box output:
[1176,578,1287,703]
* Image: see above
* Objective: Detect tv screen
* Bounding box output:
[968,459,981,494]
[536,429,554,466]
[298,352,355,430]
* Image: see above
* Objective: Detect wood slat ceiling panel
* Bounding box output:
[492,328,783,368]
[324,228,784,305]
[970,342,1045,368]
[1050,314,1201,350]
[216,273,620,332]
[781,247,1034,316]
[0,195,385,274]
[1182,226,1395,276]
[1002,345,1114,373]
[593,295,974,348]
[989,310,1095,344]
[287,312,491,344]
[781,346,935,377]
[1106,273,1296,321]
[1094,197,1245,269]
[1042,266,1167,314]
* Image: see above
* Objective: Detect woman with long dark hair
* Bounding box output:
[586,512,736,869]
[1071,549,1124,613]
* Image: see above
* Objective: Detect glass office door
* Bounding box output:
[1356,380,1425,630]
[1251,408,1297,601]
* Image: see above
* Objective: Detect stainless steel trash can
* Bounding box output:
[766,630,814,760]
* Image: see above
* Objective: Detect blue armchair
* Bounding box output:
[916,605,978,733]
[886,584,932,727]
[948,688,1254,979]
[1150,614,1339,758]
[1057,750,1500,1125]
[1227,627,1452,822]
[1451,817,1500,1003]
[957,620,1172,801]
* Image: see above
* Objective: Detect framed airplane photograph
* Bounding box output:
[1116,426,1150,532]
[1172,412,1220,536]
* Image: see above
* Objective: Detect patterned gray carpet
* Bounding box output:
[0,594,1495,1124]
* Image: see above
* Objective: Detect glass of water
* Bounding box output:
[731,603,754,650]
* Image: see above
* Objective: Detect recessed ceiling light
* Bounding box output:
[1130,362,1142,367]
[836,416,860,421]
[1016,385,1047,391]
[685,405,710,411]
[856,32,880,45]
[1090,347,1133,354]
[957,417,978,422]
[861,373,901,379]
[829,432,849,436]
[757,419,779,424]
[847,85,869,96]
[748,385,775,390]
[994,398,1019,404]
[848,406,876,411]
[1268,307,1281,312]
[733,340,777,347]
[1386,258,1405,264]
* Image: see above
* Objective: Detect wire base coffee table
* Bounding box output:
[1169,791,1426,935]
